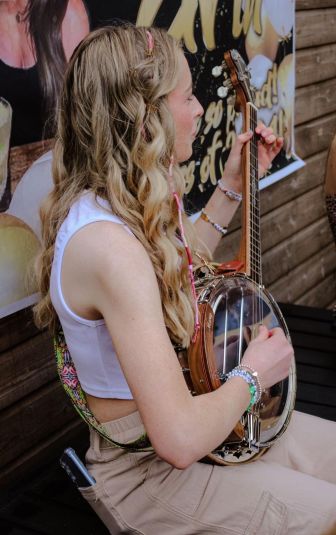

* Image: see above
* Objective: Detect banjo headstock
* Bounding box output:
[212,49,255,112]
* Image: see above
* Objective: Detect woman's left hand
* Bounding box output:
[255,123,283,178]
[222,124,283,192]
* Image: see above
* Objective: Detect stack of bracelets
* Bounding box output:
[216,178,242,202]
[200,179,242,236]
[225,364,263,412]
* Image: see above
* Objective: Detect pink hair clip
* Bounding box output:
[146,30,154,56]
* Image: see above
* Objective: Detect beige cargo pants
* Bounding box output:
[80,410,336,534]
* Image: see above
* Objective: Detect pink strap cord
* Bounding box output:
[168,158,200,343]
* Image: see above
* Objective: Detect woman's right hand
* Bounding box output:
[241,325,293,390]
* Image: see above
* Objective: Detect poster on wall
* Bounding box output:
[0,0,300,319]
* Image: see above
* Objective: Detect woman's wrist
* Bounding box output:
[217,179,242,203]
[225,365,262,412]
[219,172,242,194]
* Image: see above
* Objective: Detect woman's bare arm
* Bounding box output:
[194,126,283,255]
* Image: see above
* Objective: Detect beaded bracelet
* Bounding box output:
[217,179,242,202]
[225,367,261,412]
[201,209,228,236]
[237,364,262,399]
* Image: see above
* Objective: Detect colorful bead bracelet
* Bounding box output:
[201,209,228,236]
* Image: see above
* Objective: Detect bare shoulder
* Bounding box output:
[64,219,155,282]
[62,219,161,318]
[62,0,90,61]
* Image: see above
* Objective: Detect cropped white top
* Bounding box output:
[50,191,133,399]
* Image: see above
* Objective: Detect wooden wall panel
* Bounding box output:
[0,331,54,410]
[269,243,336,302]
[0,381,77,468]
[216,149,329,257]
[260,151,328,213]
[295,114,336,159]
[0,308,38,353]
[296,9,336,49]
[261,186,326,251]
[296,0,336,9]
[262,217,334,286]
[0,418,86,490]
[296,272,336,307]
[295,79,336,125]
[296,45,336,88]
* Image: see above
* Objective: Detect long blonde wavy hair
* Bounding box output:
[34,25,205,348]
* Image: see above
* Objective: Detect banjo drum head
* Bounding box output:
[196,274,296,460]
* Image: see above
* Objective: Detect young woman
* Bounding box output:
[35,26,336,534]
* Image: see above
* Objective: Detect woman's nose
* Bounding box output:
[195,97,204,118]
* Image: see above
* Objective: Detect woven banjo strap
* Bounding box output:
[54,329,152,451]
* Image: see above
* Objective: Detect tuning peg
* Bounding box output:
[223,78,233,89]
[217,86,228,98]
[212,65,223,78]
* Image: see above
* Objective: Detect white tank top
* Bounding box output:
[50,191,133,399]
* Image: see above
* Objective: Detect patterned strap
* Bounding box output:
[54,330,153,451]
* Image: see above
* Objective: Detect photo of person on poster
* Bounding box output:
[0,0,90,314]
[0,0,90,147]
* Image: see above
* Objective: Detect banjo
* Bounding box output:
[178,50,296,465]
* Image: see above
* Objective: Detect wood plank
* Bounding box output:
[215,151,329,262]
[0,419,86,491]
[295,78,336,126]
[285,314,336,340]
[296,0,336,9]
[0,332,54,411]
[279,302,333,321]
[0,493,108,535]
[296,45,336,88]
[297,382,336,406]
[260,151,327,214]
[297,363,336,387]
[0,447,108,534]
[296,272,336,307]
[0,308,39,354]
[290,331,335,353]
[294,346,336,368]
[0,522,36,534]
[261,185,326,252]
[262,217,334,287]
[269,243,336,303]
[296,9,336,49]
[0,381,78,468]
[295,113,336,159]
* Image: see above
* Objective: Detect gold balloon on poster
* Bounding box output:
[263,0,294,41]
[277,54,294,158]
[0,213,40,308]
[245,8,279,62]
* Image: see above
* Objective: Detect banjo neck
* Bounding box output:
[240,102,262,286]
[221,49,262,286]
